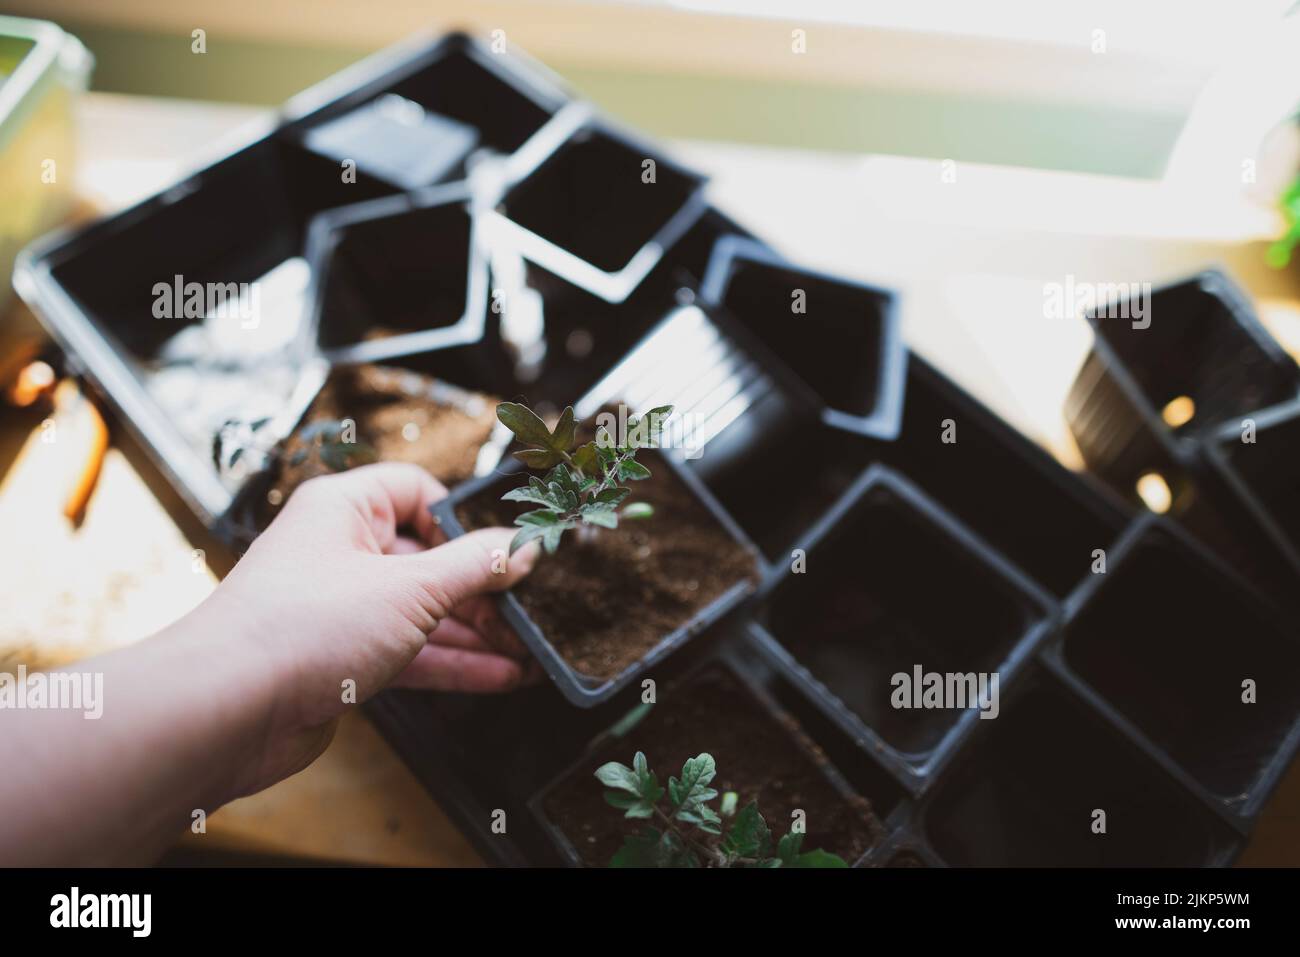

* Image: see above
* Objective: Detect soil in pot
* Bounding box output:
[542,666,886,866]
[260,364,498,523]
[456,448,759,681]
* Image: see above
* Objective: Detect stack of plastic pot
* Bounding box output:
[14,32,1300,867]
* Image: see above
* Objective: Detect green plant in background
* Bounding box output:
[595,751,848,868]
[1267,173,1300,269]
[289,419,378,472]
[495,402,671,555]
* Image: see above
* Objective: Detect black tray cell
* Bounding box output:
[386,43,560,155]
[299,94,479,191]
[700,355,1132,597]
[48,137,397,362]
[698,403,874,562]
[1090,271,1298,436]
[926,675,1235,866]
[502,124,704,274]
[1063,524,1300,802]
[310,190,481,352]
[761,470,1042,756]
[533,663,890,866]
[1213,400,1300,556]
[702,236,904,438]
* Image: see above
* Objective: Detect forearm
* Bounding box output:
[0,602,276,865]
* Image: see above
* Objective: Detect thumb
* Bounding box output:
[401,527,539,618]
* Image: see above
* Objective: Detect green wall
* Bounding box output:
[60,20,1181,178]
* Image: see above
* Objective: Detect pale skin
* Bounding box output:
[0,463,539,866]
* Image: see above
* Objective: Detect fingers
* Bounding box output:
[392,643,525,693]
[292,463,447,552]
[427,615,495,652]
[402,527,539,618]
[451,594,529,658]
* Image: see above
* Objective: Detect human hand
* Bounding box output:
[191,462,538,796]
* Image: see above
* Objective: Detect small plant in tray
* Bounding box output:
[596,751,847,868]
[287,418,379,472]
[495,401,671,554]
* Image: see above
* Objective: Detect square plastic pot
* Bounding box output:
[526,657,894,866]
[697,353,1134,600]
[297,93,479,191]
[1065,268,1299,493]
[303,183,489,363]
[1048,515,1300,822]
[430,450,761,707]
[920,669,1242,866]
[748,464,1056,796]
[485,107,709,304]
[1068,353,1299,611]
[700,235,905,440]
[13,32,570,525]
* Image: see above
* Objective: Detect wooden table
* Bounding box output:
[3,91,1298,865]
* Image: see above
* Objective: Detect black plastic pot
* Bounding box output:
[1064,270,1300,613]
[1202,397,1300,583]
[1070,270,1297,457]
[14,32,570,526]
[748,464,1056,796]
[920,668,1242,866]
[697,353,1134,599]
[700,235,906,440]
[488,109,709,303]
[1046,515,1300,822]
[297,93,480,192]
[303,183,489,363]
[430,450,762,707]
[526,656,894,867]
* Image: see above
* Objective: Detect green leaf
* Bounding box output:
[514,508,560,527]
[595,761,640,795]
[550,406,577,453]
[501,485,555,508]
[621,502,654,520]
[676,803,722,835]
[618,459,652,482]
[594,487,631,507]
[495,402,554,448]
[609,829,662,868]
[790,849,849,868]
[580,504,619,529]
[776,831,847,867]
[514,448,566,470]
[595,436,619,465]
[720,802,771,861]
[776,831,803,865]
[509,525,548,555]
[604,792,656,819]
[498,403,578,471]
[542,524,569,553]
[610,828,697,868]
[668,753,717,810]
[571,441,600,476]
